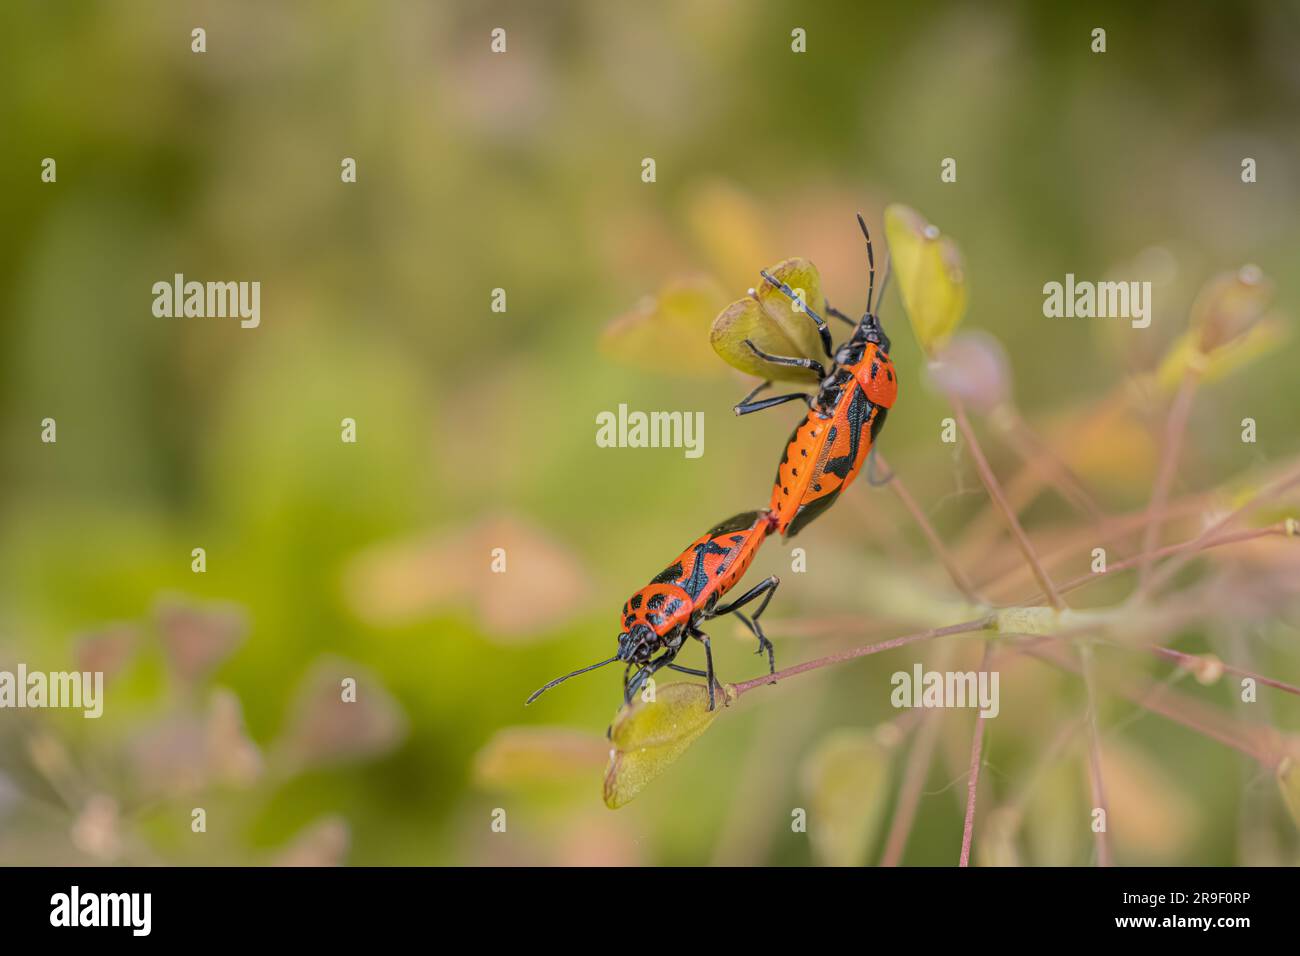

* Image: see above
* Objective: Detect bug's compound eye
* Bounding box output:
[617,623,655,662]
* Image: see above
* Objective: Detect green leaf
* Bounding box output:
[603,681,733,809]
[1156,318,1287,391]
[884,204,967,356]
[709,257,827,383]
[800,728,894,866]
[1190,265,1274,354]
[473,727,609,789]
[601,275,729,377]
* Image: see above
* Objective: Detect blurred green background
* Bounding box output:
[1,1,1298,866]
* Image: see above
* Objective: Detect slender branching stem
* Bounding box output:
[1146,645,1300,697]
[880,641,956,867]
[1045,523,1291,602]
[959,641,992,866]
[877,452,982,602]
[1136,369,1201,594]
[995,404,1106,522]
[732,617,992,696]
[1142,463,1300,596]
[1017,641,1283,767]
[951,397,1065,609]
[880,709,942,866]
[1078,642,1112,867]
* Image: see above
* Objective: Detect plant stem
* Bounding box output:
[1078,642,1112,867]
[996,404,1106,521]
[969,487,1215,601]
[1142,462,1300,596]
[880,641,956,866]
[1147,645,1300,697]
[878,453,982,603]
[731,617,991,696]
[951,397,1065,609]
[880,710,942,866]
[1047,523,1290,601]
[1017,641,1283,766]
[1136,369,1200,594]
[954,465,1046,566]
[958,641,992,867]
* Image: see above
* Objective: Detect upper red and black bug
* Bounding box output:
[526,509,780,711]
[720,215,899,537]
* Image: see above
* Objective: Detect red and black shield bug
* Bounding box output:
[527,510,780,711]
[711,215,898,537]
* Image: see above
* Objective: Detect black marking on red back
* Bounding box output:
[680,539,731,599]
[870,405,889,443]
[823,388,875,479]
[788,485,843,537]
[651,562,683,585]
[707,511,762,537]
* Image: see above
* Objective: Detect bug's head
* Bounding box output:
[858,312,891,354]
[616,623,658,664]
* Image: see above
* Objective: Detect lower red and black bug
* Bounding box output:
[527,509,780,711]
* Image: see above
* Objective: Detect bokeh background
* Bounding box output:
[1,0,1299,866]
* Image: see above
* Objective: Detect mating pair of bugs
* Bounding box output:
[528,216,899,711]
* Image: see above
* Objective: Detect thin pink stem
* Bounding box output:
[880,709,942,867]
[1018,641,1283,767]
[1028,523,1289,604]
[1142,463,1300,596]
[879,453,982,602]
[1079,644,1112,867]
[951,398,1065,609]
[998,406,1106,521]
[732,617,991,697]
[1147,645,1300,697]
[1136,370,1200,593]
[958,641,992,867]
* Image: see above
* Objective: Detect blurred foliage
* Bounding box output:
[885,203,968,356]
[1,0,1299,865]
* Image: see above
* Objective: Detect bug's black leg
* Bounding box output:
[866,445,895,486]
[700,633,717,711]
[760,270,834,358]
[734,391,814,416]
[685,625,721,711]
[625,662,658,705]
[737,380,770,406]
[711,575,780,680]
[624,649,678,706]
[667,663,707,677]
[824,301,857,327]
[711,575,779,618]
[667,662,726,700]
[742,340,826,379]
[623,666,644,705]
[732,611,776,678]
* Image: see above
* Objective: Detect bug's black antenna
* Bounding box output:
[526,656,620,704]
[876,254,892,315]
[856,213,877,315]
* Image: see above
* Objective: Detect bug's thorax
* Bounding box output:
[813,366,855,417]
[620,582,692,643]
[846,342,898,408]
